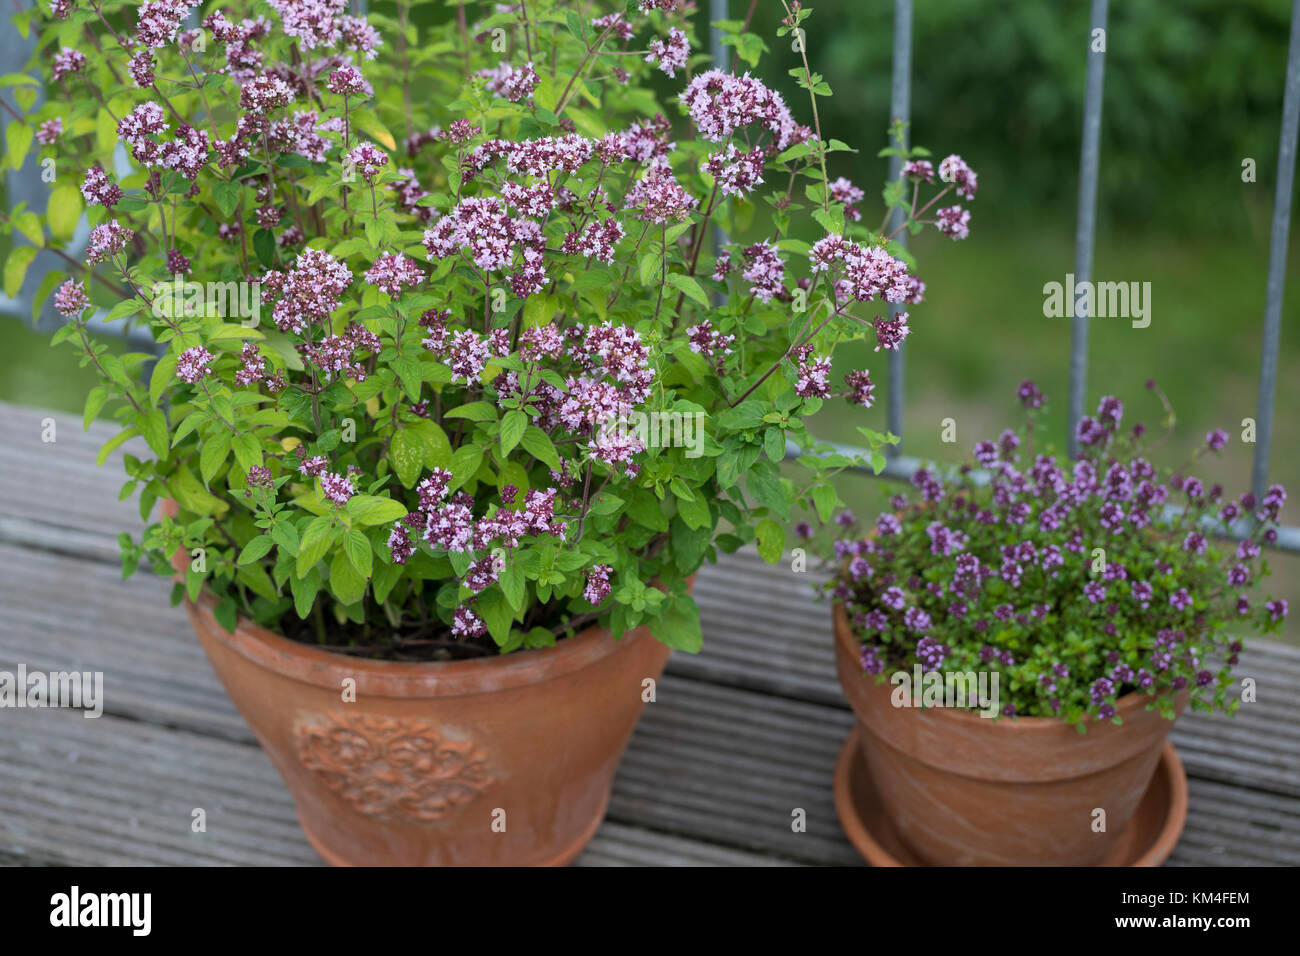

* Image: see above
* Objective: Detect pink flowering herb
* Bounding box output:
[37,1,977,657]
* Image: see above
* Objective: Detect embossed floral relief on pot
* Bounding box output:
[295,713,494,824]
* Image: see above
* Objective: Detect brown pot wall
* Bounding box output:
[187,593,671,866]
[833,601,1187,866]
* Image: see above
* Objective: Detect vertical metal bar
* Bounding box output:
[1251,0,1300,502]
[708,0,728,70]
[885,0,912,456]
[1067,0,1109,456]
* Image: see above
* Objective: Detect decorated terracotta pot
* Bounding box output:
[187,592,671,866]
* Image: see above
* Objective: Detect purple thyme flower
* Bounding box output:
[916,636,949,672]
[861,609,888,632]
[1090,677,1115,705]
[903,607,932,633]
[880,586,906,611]
[848,557,872,582]
[1017,379,1044,409]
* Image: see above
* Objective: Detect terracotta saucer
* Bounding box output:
[833,727,1189,866]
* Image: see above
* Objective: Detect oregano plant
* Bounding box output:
[9,0,977,658]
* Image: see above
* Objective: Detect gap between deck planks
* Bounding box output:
[1,401,1297,865]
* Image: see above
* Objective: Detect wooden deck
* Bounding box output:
[1,400,1298,866]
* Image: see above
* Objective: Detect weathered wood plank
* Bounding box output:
[0,708,792,867]
[2,683,1288,867]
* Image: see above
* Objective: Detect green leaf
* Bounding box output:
[677,492,712,531]
[200,432,231,485]
[372,560,403,604]
[270,520,299,555]
[213,598,238,634]
[652,598,704,653]
[3,246,37,298]
[103,297,145,323]
[95,429,139,468]
[296,516,334,578]
[812,484,839,522]
[812,207,842,236]
[136,409,169,460]
[149,354,177,406]
[499,409,527,456]
[522,293,554,327]
[172,410,205,446]
[717,400,767,431]
[444,401,498,422]
[212,181,241,218]
[626,489,668,531]
[666,272,709,307]
[170,463,225,516]
[207,323,264,342]
[342,528,372,579]
[96,108,116,152]
[756,519,785,564]
[238,534,273,565]
[47,184,83,242]
[764,426,786,463]
[6,121,32,171]
[447,445,484,492]
[231,433,262,472]
[638,252,660,287]
[290,567,320,618]
[393,354,421,401]
[499,562,525,612]
[747,467,790,520]
[346,494,407,526]
[520,426,561,471]
[389,426,423,488]
[11,211,42,248]
[83,386,108,430]
[477,589,513,646]
[412,419,452,469]
[252,228,276,269]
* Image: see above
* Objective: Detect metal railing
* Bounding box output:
[757,0,1300,556]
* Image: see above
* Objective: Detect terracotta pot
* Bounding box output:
[186,593,671,866]
[833,601,1188,866]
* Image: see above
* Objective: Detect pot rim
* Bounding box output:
[187,589,648,699]
[832,599,1173,732]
